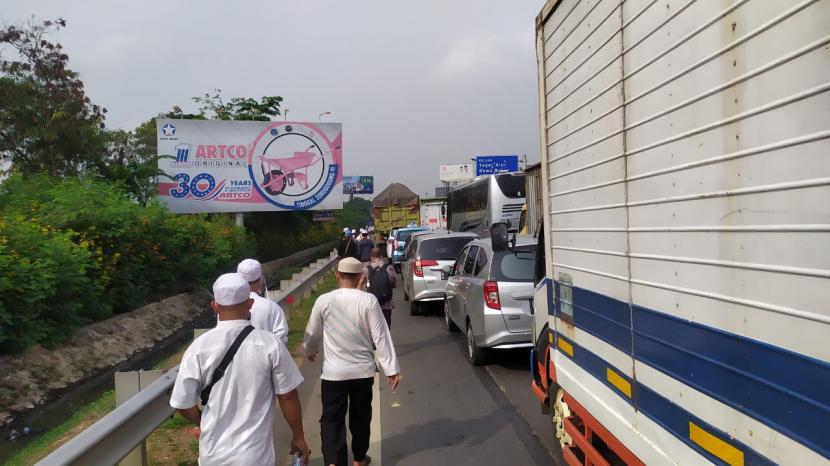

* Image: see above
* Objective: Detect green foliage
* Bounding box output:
[244,198,372,261]
[192,89,282,121]
[0,175,255,353]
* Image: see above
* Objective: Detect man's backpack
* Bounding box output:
[367,265,393,305]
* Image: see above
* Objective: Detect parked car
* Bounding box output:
[389,226,428,272]
[400,232,478,315]
[385,227,400,258]
[443,234,536,365]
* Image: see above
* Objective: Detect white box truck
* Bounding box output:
[528,1,830,465]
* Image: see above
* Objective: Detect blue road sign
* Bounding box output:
[475,155,519,176]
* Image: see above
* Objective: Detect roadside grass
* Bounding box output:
[4,268,335,466]
[285,271,337,355]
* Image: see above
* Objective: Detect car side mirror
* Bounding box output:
[441,265,454,280]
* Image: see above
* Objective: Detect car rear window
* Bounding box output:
[418,237,474,260]
[397,230,424,243]
[490,247,536,282]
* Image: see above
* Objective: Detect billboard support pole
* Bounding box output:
[235,213,244,228]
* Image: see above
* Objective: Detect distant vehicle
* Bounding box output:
[385,227,400,258]
[443,229,536,365]
[448,173,526,237]
[419,197,447,231]
[389,226,428,272]
[372,183,420,235]
[529,1,830,464]
[400,232,478,315]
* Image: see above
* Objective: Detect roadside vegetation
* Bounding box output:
[4,268,337,465]
[0,19,371,356]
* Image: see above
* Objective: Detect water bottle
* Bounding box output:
[291,451,304,466]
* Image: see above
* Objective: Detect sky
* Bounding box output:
[1,0,545,196]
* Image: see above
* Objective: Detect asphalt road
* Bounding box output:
[280,281,564,465]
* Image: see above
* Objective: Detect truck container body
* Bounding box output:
[373,205,420,234]
[419,197,447,231]
[530,1,830,465]
[372,182,421,234]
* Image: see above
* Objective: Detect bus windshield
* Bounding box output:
[496,174,526,198]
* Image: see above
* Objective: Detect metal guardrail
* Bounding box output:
[36,250,338,465]
[37,370,179,466]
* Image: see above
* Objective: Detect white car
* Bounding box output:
[400,232,478,315]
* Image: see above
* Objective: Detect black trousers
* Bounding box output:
[382,308,392,329]
[320,377,374,466]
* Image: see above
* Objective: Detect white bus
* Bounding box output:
[448,173,526,236]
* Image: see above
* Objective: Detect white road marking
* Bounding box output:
[368,373,382,465]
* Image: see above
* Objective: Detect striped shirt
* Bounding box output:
[303,288,400,381]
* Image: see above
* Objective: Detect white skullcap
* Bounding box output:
[213,273,250,306]
[360,228,367,234]
[343,227,350,233]
[237,258,262,282]
[337,257,364,274]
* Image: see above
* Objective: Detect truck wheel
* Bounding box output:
[409,301,419,316]
[551,386,573,449]
[465,321,487,365]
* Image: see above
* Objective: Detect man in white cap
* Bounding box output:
[304,257,400,466]
[337,228,359,260]
[237,258,289,345]
[171,273,310,465]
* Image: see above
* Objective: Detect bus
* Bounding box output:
[448,173,526,237]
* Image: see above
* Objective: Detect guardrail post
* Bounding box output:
[115,370,163,466]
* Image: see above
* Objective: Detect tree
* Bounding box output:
[192,89,282,121]
[0,19,108,176]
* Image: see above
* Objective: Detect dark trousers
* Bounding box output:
[382,308,392,329]
[320,377,374,466]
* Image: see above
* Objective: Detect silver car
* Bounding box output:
[443,236,536,365]
[401,232,478,315]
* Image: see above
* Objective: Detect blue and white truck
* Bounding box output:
[529,0,830,464]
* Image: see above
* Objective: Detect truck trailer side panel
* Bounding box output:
[536,0,830,464]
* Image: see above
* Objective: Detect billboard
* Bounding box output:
[475,155,518,176]
[343,176,374,194]
[439,163,474,182]
[312,210,336,222]
[157,119,343,213]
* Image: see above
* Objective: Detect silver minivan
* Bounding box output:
[443,235,536,365]
[401,232,478,315]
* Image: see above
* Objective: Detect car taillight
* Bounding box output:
[483,280,501,310]
[414,259,438,277]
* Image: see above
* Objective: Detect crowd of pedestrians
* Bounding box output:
[170,226,400,466]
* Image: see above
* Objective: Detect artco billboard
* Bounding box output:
[157,120,343,212]
[343,176,374,194]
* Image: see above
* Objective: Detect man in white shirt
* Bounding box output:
[171,273,310,466]
[237,258,289,344]
[304,257,401,466]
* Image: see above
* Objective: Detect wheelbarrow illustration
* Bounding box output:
[259,145,323,195]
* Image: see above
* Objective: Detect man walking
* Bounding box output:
[357,229,374,263]
[361,248,396,328]
[304,258,400,466]
[171,273,310,465]
[337,228,359,260]
[237,258,289,344]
